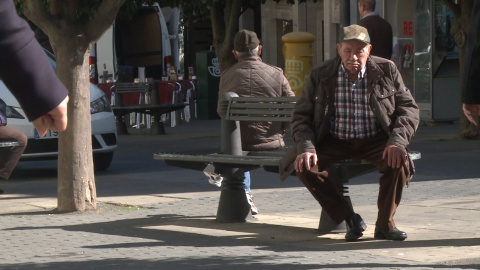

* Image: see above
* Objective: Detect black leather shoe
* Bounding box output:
[345,213,367,241]
[374,227,407,241]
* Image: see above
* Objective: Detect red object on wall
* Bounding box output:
[404,21,413,36]
[97,82,114,102]
[89,56,97,84]
[97,80,197,105]
[158,81,174,104]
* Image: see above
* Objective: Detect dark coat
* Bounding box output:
[0,0,67,121]
[218,55,295,151]
[462,1,480,104]
[279,56,419,180]
[358,14,393,60]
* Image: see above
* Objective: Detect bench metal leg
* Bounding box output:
[318,163,378,232]
[216,170,252,223]
[216,114,250,222]
[318,165,349,232]
[115,115,129,135]
[150,112,166,135]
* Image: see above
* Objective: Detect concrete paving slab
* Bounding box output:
[1,120,480,269]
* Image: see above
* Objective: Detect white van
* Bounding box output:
[90,4,180,83]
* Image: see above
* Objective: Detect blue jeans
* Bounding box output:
[226,170,250,192]
[243,171,251,193]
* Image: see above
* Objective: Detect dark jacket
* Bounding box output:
[218,55,295,151]
[462,1,480,104]
[0,0,68,121]
[280,55,420,180]
[358,14,393,59]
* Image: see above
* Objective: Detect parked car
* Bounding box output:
[1,51,117,171]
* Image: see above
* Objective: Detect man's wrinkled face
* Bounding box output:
[337,40,371,77]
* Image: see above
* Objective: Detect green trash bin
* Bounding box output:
[195,51,220,120]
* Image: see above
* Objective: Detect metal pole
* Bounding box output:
[216,92,251,222]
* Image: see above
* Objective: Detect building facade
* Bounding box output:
[252,0,460,122]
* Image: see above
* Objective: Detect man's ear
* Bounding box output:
[258,45,263,56]
[367,44,372,53]
[232,50,239,60]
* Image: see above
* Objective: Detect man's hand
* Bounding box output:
[32,96,68,137]
[382,145,407,168]
[294,152,317,172]
[462,104,480,126]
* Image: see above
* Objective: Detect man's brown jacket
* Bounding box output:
[280,55,419,180]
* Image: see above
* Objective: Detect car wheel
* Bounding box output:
[93,151,114,171]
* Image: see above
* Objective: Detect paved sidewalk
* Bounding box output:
[0,120,479,270]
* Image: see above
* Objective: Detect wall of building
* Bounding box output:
[260,0,326,68]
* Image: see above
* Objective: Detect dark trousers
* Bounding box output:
[296,132,410,231]
[0,126,27,179]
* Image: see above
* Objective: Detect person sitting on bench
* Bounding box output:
[0,98,27,193]
[281,25,419,241]
[213,29,294,215]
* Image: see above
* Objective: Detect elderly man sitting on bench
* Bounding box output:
[281,24,419,241]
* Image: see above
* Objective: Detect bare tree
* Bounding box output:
[442,0,478,139]
[21,0,126,212]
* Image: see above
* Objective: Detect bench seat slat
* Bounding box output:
[155,151,420,171]
[229,110,292,117]
[229,107,295,113]
[228,96,299,102]
[154,152,281,166]
[115,82,149,93]
[228,116,292,121]
[229,103,296,110]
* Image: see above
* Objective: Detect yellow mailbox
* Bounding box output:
[282,32,315,96]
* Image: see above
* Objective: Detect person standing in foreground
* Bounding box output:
[281,25,419,241]
[215,29,294,215]
[0,0,68,136]
[0,0,68,193]
[357,0,393,59]
[461,1,480,126]
[0,98,27,193]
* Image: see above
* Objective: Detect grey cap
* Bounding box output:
[234,30,260,52]
[343,24,370,44]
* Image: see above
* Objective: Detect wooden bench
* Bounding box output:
[154,92,420,230]
[112,82,186,135]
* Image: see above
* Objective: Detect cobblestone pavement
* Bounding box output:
[0,120,479,270]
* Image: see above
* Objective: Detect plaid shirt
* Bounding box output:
[331,63,379,139]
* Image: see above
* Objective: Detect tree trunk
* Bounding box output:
[24,0,125,212]
[55,42,96,212]
[443,0,479,139]
[457,1,479,139]
[211,0,242,72]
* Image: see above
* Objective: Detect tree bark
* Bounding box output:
[24,0,125,212]
[55,43,96,212]
[442,0,479,139]
[211,0,242,72]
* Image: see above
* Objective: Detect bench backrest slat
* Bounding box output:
[229,115,292,122]
[225,96,298,121]
[229,108,293,116]
[115,82,149,93]
[230,103,296,110]
[229,96,298,102]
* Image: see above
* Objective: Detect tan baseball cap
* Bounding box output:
[234,30,260,52]
[343,24,370,44]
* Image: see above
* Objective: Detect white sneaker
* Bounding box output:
[246,192,258,215]
[203,164,223,188]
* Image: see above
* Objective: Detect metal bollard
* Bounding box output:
[216,92,251,222]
